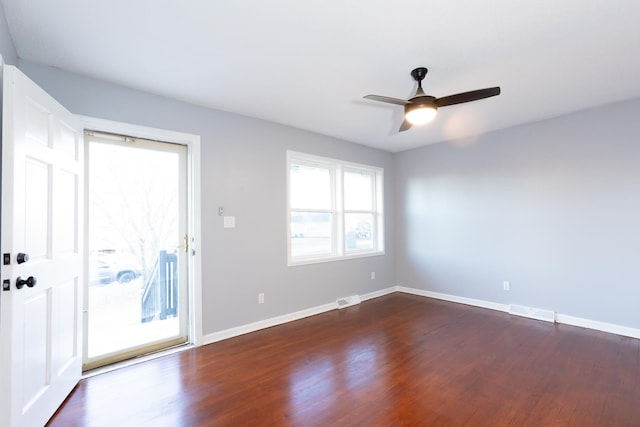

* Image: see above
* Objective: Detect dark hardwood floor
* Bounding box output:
[48,293,640,426]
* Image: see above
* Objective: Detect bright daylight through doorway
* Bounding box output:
[85,134,188,370]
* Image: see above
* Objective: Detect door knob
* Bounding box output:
[17,253,29,264]
[16,276,37,289]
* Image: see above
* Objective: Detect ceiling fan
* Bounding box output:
[364,67,500,132]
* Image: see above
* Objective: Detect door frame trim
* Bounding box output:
[79,116,203,358]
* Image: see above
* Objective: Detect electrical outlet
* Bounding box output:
[371,272,375,280]
[503,281,510,291]
[258,293,265,304]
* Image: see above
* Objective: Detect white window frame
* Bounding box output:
[287,151,384,266]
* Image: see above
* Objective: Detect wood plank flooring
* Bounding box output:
[48,293,640,426]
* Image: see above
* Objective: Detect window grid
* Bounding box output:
[288,151,384,266]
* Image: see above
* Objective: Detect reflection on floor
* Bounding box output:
[52,293,640,426]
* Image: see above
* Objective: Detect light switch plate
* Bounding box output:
[223,216,236,228]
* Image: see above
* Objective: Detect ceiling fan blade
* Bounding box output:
[364,95,410,106]
[399,119,412,132]
[435,87,501,108]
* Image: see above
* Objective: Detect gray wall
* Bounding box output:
[19,61,396,335]
[395,98,640,329]
[0,1,17,66]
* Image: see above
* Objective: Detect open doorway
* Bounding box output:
[84,130,190,370]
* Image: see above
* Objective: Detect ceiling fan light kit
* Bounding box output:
[364,67,501,132]
[405,103,437,125]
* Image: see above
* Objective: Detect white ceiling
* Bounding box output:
[3,0,640,152]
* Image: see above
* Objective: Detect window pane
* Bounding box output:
[344,171,373,211]
[287,151,383,264]
[290,164,332,209]
[345,213,373,251]
[291,212,332,257]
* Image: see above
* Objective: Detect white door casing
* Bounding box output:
[0,65,84,426]
[80,116,203,349]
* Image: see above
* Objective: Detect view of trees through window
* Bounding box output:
[89,141,180,283]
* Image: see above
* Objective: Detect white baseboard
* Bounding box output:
[360,286,396,302]
[202,302,337,345]
[555,313,640,340]
[202,287,397,345]
[201,285,640,347]
[396,285,640,340]
[396,286,509,313]
[203,287,400,345]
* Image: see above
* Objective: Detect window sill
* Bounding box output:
[288,250,385,267]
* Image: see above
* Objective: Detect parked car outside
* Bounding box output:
[89,252,142,285]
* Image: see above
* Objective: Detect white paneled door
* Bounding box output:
[0,64,84,426]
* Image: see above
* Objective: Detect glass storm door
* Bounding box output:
[83,132,188,370]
